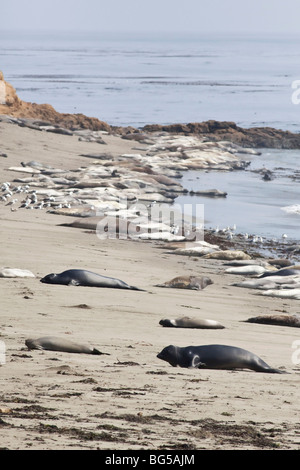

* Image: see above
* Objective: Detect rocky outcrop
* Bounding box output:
[0,71,111,132]
[142,120,300,149]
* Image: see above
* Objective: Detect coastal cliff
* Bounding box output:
[0,71,111,132]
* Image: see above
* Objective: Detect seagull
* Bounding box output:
[5,198,18,206]
[1,182,10,191]
[20,198,32,208]
[170,223,179,235]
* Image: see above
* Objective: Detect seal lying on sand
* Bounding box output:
[40,269,145,291]
[245,314,300,328]
[155,275,213,290]
[25,336,109,355]
[157,344,285,373]
[261,288,300,299]
[258,266,300,278]
[267,259,294,268]
[232,275,300,290]
[202,250,251,261]
[159,317,225,329]
[0,267,35,278]
[225,265,276,276]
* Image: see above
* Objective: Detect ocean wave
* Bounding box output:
[141,80,262,87]
[281,204,300,215]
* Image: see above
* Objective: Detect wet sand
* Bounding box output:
[0,120,299,450]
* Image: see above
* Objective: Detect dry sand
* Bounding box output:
[0,121,299,451]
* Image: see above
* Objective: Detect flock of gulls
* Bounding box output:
[1,120,300,373]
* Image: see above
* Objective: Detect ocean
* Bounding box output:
[0,30,300,240]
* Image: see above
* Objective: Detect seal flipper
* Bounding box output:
[129,285,147,292]
[68,279,81,286]
[27,344,44,351]
[92,348,110,356]
[258,367,289,374]
[191,355,206,368]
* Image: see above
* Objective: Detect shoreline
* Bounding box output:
[1,71,300,150]
[1,113,299,253]
[0,116,300,450]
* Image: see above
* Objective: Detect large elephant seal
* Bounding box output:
[202,250,251,261]
[40,269,145,291]
[258,266,300,278]
[159,317,225,329]
[155,275,213,290]
[261,288,300,299]
[225,265,274,276]
[157,344,286,373]
[25,336,109,355]
[245,314,300,328]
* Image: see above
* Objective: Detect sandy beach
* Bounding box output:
[0,118,300,451]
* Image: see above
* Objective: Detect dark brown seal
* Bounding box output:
[245,314,300,328]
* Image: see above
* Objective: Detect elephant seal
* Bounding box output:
[155,275,213,290]
[40,269,145,291]
[202,250,251,261]
[25,336,109,355]
[159,316,225,329]
[267,259,294,268]
[245,314,300,328]
[232,275,300,290]
[225,265,274,276]
[224,260,266,267]
[171,246,217,256]
[0,267,35,278]
[60,216,132,235]
[157,344,285,373]
[258,266,300,278]
[261,288,300,299]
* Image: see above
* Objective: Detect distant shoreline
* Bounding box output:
[1,72,300,150]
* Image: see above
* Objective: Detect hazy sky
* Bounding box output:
[2,0,300,35]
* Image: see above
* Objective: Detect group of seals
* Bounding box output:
[24,259,287,373]
[40,270,214,292]
[156,256,296,372]
[40,269,145,291]
[157,344,285,373]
